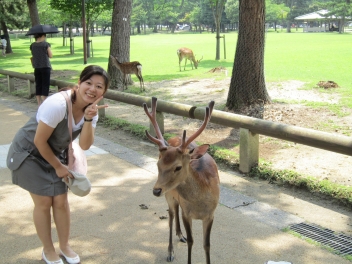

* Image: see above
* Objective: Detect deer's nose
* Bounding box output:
[153,188,162,197]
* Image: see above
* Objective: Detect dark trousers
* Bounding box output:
[34,68,51,96]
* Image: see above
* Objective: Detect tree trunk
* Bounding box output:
[212,0,226,60]
[27,0,40,26]
[69,17,74,54]
[108,0,132,90]
[226,0,270,114]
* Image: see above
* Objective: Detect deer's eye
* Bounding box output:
[174,166,182,172]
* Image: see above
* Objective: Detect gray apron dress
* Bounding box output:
[6,106,82,196]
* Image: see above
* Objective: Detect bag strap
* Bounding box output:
[60,91,74,170]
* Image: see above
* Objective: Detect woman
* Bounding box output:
[7,65,110,264]
[30,33,53,106]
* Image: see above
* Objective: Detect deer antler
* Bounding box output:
[143,97,168,150]
[197,55,203,63]
[178,101,214,152]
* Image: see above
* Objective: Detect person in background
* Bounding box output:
[7,65,110,264]
[30,33,53,106]
[1,35,7,57]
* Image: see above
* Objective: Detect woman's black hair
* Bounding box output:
[34,33,46,40]
[79,65,110,91]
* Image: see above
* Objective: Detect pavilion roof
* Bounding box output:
[294,10,337,20]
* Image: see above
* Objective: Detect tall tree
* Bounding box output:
[225,0,239,23]
[326,0,352,33]
[210,0,226,60]
[27,0,40,26]
[226,0,270,115]
[51,0,113,57]
[108,0,133,90]
[0,0,30,54]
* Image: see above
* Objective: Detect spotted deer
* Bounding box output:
[177,47,203,71]
[143,97,220,264]
[110,55,145,91]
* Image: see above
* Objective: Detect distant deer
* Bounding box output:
[110,55,145,91]
[143,97,220,264]
[177,47,203,71]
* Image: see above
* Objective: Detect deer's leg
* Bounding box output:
[203,218,214,264]
[182,214,193,264]
[178,56,182,71]
[135,73,144,92]
[184,59,187,71]
[126,74,130,90]
[136,65,144,91]
[139,74,144,91]
[190,60,194,70]
[166,194,176,262]
[174,204,186,243]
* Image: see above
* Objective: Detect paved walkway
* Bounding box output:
[0,97,351,264]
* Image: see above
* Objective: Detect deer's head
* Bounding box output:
[143,97,214,197]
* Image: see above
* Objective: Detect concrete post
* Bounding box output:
[28,80,35,98]
[7,76,14,92]
[239,128,259,173]
[149,111,164,136]
[98,98,105,118]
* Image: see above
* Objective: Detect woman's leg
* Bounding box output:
[53,193,77,258]
[30,192,61,261]
[34,68,43,106]
[41,68,51,103]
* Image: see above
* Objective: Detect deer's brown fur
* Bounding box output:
[110,55,144,91]
[177,47,203,71]
[143,97,219,264]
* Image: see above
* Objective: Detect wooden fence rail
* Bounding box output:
[1,69,352,173]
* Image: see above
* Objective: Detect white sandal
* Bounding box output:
[42,251,64,264]
[59,250,80,264]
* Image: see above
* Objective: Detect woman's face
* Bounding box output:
[77,74,106,104]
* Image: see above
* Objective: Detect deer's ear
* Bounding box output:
[189,144,209,160]
[110,55,117,64]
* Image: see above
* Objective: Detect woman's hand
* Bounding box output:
[55,163,72,183]
[84,96,108,120]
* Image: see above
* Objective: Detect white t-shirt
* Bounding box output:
[36,90,98,131]
[1,38,6,47]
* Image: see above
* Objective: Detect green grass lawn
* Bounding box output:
[1,31,351,102]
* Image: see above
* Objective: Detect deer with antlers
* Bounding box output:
[177,47,203,71]
[143,97,220,264]
[110,55,145,91]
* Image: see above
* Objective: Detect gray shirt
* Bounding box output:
[30,41,51,68]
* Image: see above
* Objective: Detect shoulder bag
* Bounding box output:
[61,91,91,197]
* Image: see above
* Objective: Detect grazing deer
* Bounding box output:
[110,55,145,91]
[177,47,203,71]
[143,97,220,264]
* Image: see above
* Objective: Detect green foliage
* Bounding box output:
[249,162,352,208]
[0,0,30,29]
[99,116,147,138]
[225,0,239,23]
[207,144,240,169]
